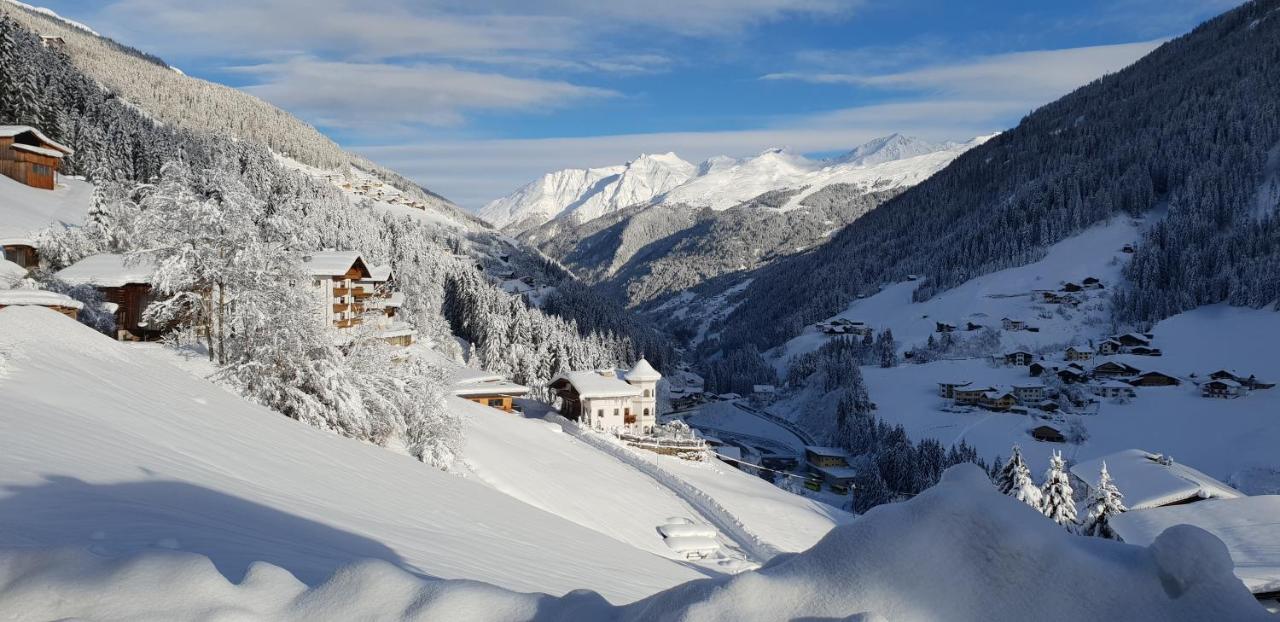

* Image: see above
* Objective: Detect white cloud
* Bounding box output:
[763,40,1164,99]
[233,58,617,131]
[361,40,1165,209]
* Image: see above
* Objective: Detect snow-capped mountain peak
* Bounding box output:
[832,133,943,167]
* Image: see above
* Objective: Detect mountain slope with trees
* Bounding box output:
[711,0,1280,356]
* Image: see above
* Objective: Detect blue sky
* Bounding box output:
[30,0,1242,208]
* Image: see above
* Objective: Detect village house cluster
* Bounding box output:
[325,174,437,211]
[815,318,874,337]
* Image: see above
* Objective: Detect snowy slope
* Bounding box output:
[0,174,93,243]
[769,217,1280,484]
[459,398,845,564]
[0,465,1268,621]
[0,307,703,603]
[478,153,695,230]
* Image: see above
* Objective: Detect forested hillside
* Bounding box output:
[713,0,1280,356]
[0,8,671,461]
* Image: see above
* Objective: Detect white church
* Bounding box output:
[550,359,661,433]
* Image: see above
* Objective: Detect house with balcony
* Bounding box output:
[302,251,373,331]
[550,359,661,433]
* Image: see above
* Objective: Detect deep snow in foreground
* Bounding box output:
[0,307,701,602]
[0,466,1268,621]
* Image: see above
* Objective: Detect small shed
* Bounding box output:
[1031,425,1065,443]
[1128,371,1180,387]
[0,126,74,190]
[55,253,158,340]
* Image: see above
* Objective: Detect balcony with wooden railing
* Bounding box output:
[334,317,363,329]
[352,287,372,299]
[333,303,350,313]
[333,286,350,297]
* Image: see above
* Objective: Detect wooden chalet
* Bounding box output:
[1028,362,1053,377]
[1206,369,1272,389]
[981,389,1018,412]
[0,126,74,190]
[452,372,530,412]
[964,321,984,331]
[1003,350,1034,366]
[55,253,159,340]
[1129,371,1181,387]
[1121,243,1136,254]
[355,264,414,347]
[1129,345,1162,356]
[1056,365,1089,384]
[1031,425,1065,443]
[0,289,82,319]
[1081,276,1103,289]
[953,386,994,405]
[1061,281,1083,293]
[1114,333,1152,348]
[1092,361,1141,378]
[303,251,373,331]
[1090,380,1136,400]
[1202,379,1244,399]
[935,321,956,333]
[1065,346,1094,362]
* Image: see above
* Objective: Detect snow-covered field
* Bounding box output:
[0,307,701,603]
[0,465,1268,621]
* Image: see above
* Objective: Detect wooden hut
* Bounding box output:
[0,289,82,319]
[55,253,158,340]
[0,126,74,190]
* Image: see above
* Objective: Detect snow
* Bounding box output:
[0,259,26,288]
[10,142,67,158]
[480,153,695,229]
[1070,450,1241,510]
[0,124,74,154]
[1112,495,1280,594]
[623,357,662,382]
[551,369,641,398]
[54,253,156,287]
[451,379,528,397]
[0,289,83,309]
[657,523,718,539]
[0,174,93,245]
[1,465,1268,621]
[1,0,100,35]
[301,250,364,276]
[0,306,702,603]
[769,217,1280,487]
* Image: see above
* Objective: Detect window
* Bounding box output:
[643,408,650,416]
[487,398,504,408]
[597,409,604,418]
[33,164,51,176]
[613,408,620,417]
[643,389,652,397]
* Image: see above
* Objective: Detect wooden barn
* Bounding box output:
[0,126,74,190]
[1129,371,1181,387]
[1031,425,1065,443]
[55,253,159,340]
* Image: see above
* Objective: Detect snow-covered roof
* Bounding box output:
[804,446,847,457]
[0,125,73,155]
[55,253,155,287]
[0,258,26,288]
[814,465,859,480]
[1112,496,1280,594]
[452,378,530,397]
[302,251,368,277]
[10,142,66,159]
[623,358,661,382]
[377,321,415,339]
[452,366,505,385]
[938,381,971,386]
[361,264,393,283]
[383,292,405,308]
[1011,382,1045,390]
[1206,379,1242,388]
[0,289,82,309]
[1092,380,1135,389]
[1070,450,1241,510]
[552,370,641,399]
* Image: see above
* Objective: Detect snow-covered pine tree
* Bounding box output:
[995,445,1029,495]
[1080,461,1126,539]
[1009,451,1043,510]
[1040,451,1078,529]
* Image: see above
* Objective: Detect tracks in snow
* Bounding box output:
[544,413,782,565]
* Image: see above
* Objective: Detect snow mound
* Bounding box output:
[2,465,1267,621]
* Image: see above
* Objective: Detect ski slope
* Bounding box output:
[0,306,703,603]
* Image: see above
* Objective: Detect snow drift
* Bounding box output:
[0,465,1267,621]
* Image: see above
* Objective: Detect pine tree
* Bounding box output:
[1080,462,1126,539]
[1040,451,1078,529]
[995,445,1028,495]
[1008,450,1042,510]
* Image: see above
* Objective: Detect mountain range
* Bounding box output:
[480,134,987,235]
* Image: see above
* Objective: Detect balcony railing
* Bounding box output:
[333,303,349,313]
[333,287,350,297]
[334,317,363,329]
